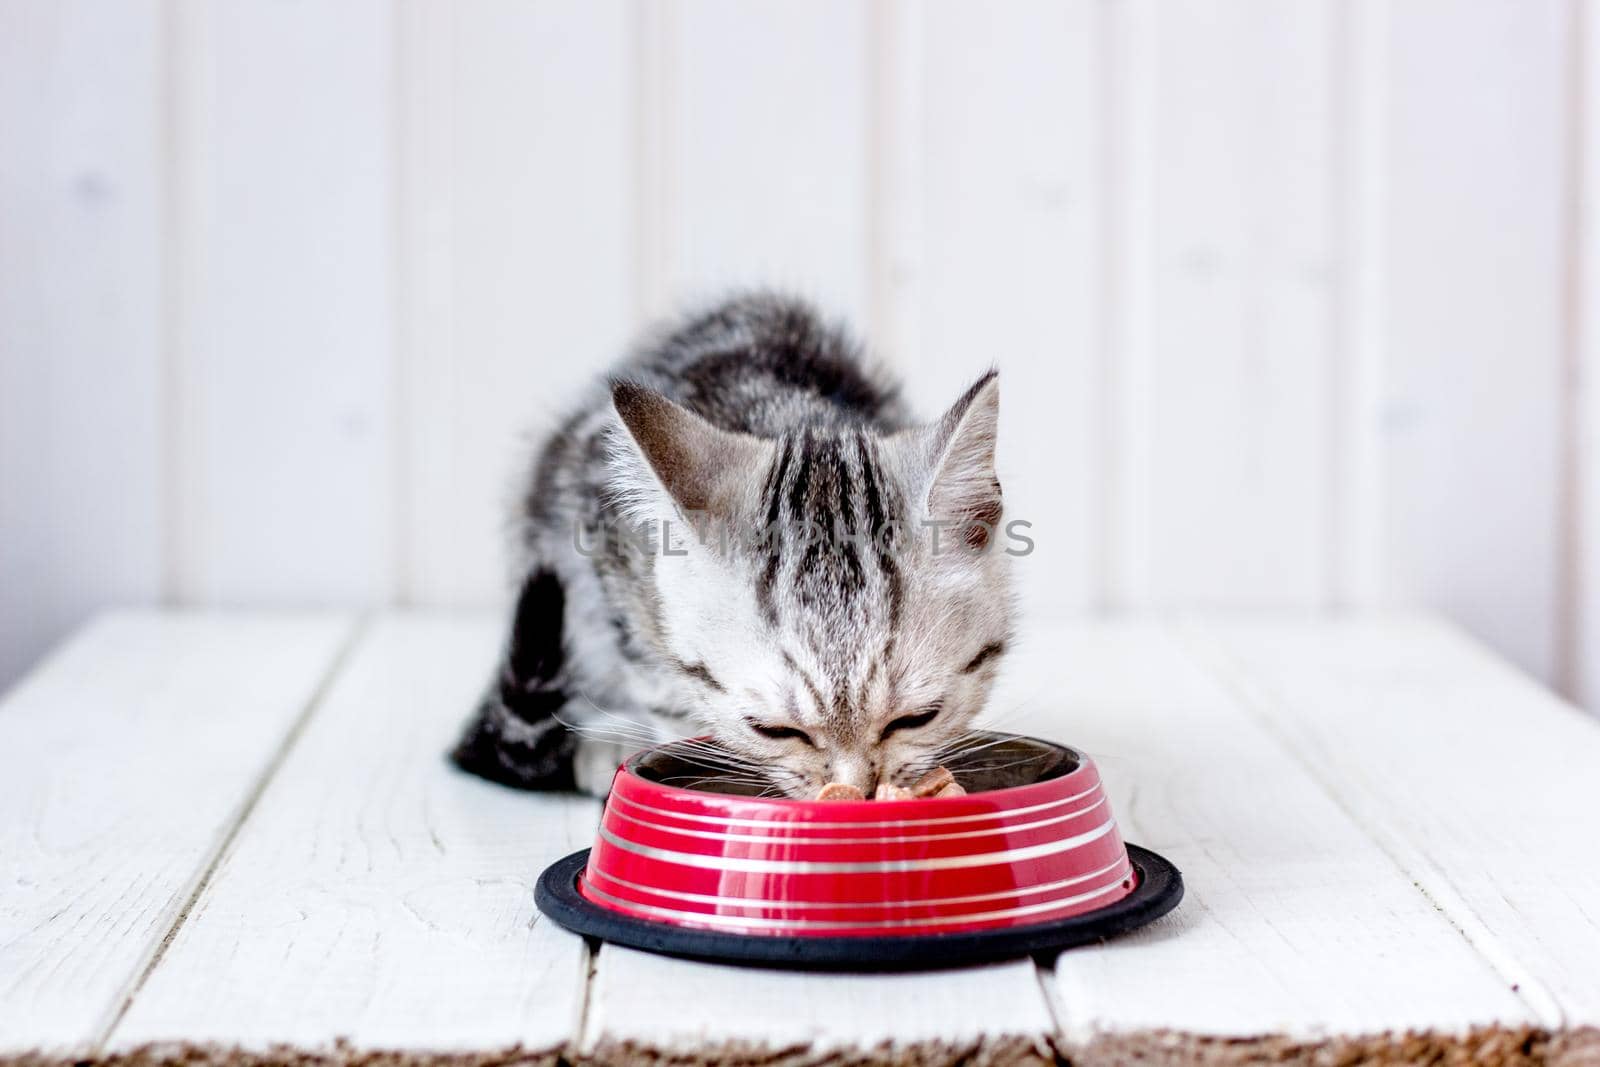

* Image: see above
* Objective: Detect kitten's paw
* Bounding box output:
[450,686,578,791]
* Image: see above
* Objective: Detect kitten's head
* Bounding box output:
[609,373,1012,798]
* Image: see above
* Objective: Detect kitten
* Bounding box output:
[451,292,1013,798]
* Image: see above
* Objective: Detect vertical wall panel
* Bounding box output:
[889,0,1102,618]
[1118,0,1338,608]
[1571,0,1598,707]
[0,1,1588,705]
[169,0,396,604]
[659,0,872,327]
[0,0,164,688]
[1100,0,1158,610]
[1327,0,1389,610]
[1381,0,1569,682]
[398,0,636,605]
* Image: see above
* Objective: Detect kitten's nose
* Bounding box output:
[830,756,876,796]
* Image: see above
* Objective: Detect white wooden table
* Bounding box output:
[3,612,1599,1067]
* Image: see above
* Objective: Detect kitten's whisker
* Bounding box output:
[674,749,771,773]
[557,718,653,742]
[553,718,777,779]
[931,737,1013,762]
[554,718,658,747]
[558,698,773,777]
[570,691,679,738]
[662,773,782,794]
[658,770,775,784]
[663,776,775,788]
[651,751,772,775]
[557,706,661,743]
[947,755,1040,774]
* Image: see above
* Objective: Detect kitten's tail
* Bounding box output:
[449,568,579,791]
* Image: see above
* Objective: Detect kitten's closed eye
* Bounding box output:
[880,703,941,740]
[747,720,816,746]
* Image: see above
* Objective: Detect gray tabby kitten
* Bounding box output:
[452,293,1012,798]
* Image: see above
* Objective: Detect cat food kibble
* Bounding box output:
[909,766,956,797]
[824,766,966,801]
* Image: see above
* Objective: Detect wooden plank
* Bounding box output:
[0,0,164,688]
[982,623,1533,1040]
[1380,0,1569,683]
[111,615,601,1054]
[0,612,353,1055]
[1192,618,1600,1028]
[659,0,871,326]
[887,0,1100,617]
[398,0,637,605]
[168,0,396,604]
[1112,0,1337,608]
[582,949,1058,1062]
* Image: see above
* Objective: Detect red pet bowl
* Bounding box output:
[535,733,1181,967]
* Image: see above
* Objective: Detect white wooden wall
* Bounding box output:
[2,0,1597,707]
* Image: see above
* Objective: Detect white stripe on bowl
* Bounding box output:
[586,854,1132,912]
[594,818,1119,874]
[607,779,1104,831]
[604,793,1109,847]
[578,866,1134,931]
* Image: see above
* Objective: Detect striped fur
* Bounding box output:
[452,293,1013,797]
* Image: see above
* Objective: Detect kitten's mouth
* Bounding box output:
[628,733,1076,799]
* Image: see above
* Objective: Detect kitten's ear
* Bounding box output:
[921,371,1002,547]
[610,380,771,527]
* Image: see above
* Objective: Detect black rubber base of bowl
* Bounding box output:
[534,844,1183,970]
